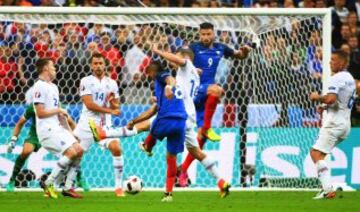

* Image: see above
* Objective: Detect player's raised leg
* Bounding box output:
[201,84,223,141]
[139,133,156,157]
[89,118,138,142]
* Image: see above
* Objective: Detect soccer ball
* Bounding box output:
[124,176,143,194]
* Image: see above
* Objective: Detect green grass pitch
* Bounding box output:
[1,191,359,212]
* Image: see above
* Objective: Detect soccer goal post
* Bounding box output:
[0,7,331,190]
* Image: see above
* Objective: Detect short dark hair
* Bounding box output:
[35,58,52,74]
[200,22,214,30]
[333,49,349,64]
[176,48,194,61]
[90,52,105,63]
[146,60,162,73]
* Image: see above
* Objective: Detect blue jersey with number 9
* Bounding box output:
[190,42,234,85]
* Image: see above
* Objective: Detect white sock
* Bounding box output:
[64,158,81,190]
[113,156,124,189]
[200,156,221,181]
[105,126,138,138]
[46,156,71,186]
[316,160,332,192]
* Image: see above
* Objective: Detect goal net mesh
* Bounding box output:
[0,11,325,189]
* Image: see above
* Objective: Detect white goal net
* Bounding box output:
[0,7,331,189]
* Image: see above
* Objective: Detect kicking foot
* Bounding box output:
[89,118,106,142]
[161,192,173,202]
[202,128,221,142]
[62,189,83,199]
[139,142,153,157]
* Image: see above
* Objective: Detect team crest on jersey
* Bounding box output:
[60,141,65,146]
[216,51,220,55]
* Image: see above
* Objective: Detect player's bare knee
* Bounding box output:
[166,152,177,159]
[20,152,31,160]
[64,147,78,160]
[208,85,223,97]
[76,147,84,158]
[21,149,33,158]
[72,143,84,157]
[188,147,205,160]
[197,129,204,139]
[109,140,121,156]
[310,149,324,162]
[197,150,206,161]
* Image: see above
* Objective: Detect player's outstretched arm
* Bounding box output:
[34,103,64,118]
[233,45,252,59]
[152,44,186,66]
[82,95,120,116]
[128,104,157,129]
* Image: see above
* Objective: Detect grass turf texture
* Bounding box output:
[0,191,359,212]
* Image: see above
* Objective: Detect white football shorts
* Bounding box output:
[312,125,350,154]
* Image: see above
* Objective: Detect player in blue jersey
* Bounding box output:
[178,22,252,186]
[146,61,187,202]
[98,60,186,202]
[190,22,252,141]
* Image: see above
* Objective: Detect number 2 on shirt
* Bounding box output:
[53,98,58,107]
